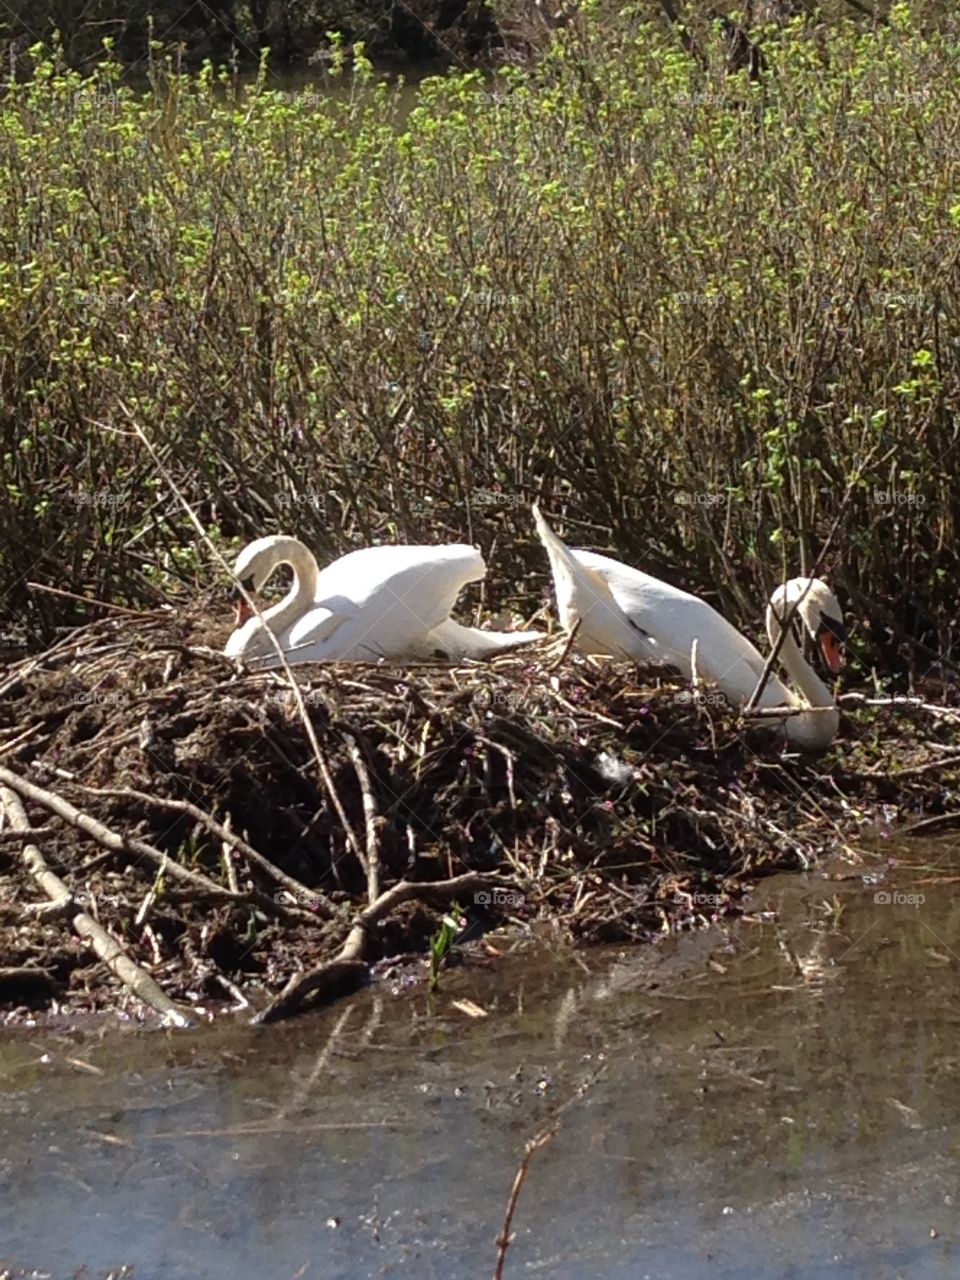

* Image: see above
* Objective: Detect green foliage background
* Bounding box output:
[1,4,958,673]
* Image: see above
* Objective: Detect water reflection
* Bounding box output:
[1,843,958,1278]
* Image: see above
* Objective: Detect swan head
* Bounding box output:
[770,578,846,675]
[229,535,304,627]
[232,535,296,594]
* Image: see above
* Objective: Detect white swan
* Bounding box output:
[533,505,845,751]
[225,534,545,666]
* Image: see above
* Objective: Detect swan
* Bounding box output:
[532,504,845,751]
[225,534,545,665]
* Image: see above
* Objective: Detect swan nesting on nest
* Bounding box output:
[225,534,545,666]
[532,504,845,751]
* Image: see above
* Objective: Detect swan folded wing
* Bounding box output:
[564,551,671,665]
[592,558,790,703]
[311,544,486,638]
[247,606,345,665]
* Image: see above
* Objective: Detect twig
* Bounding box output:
[493,1124,559,1280]
[490,1064,604,1280]
[840,692,960,723]
[0,765,316,927]
[744,447,878,714]
[891,757,960,780]
[741,703,839,720]
[27,582,167,619]
[0,826,57,842]
[901,813,960,836]
[742,577,817,714]
[121,407,366,869]
[548,617,582,672]
[255,871,487,1024]
[0,783,191,1028]
[0,966,60,998]
[344,733,382,903]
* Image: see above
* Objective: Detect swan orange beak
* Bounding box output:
[818,629,844,675]
[234,597,253,627]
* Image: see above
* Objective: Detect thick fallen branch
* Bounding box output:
[254,871,487,1024]
[0,765,319,928]
[0,783,191,1028]
[58,780,334,918]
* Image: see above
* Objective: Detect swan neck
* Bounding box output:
[765,602,833,709]
[263,539,319,633]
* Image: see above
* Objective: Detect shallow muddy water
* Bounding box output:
[1,841,959,1279]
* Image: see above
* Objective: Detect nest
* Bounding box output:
[0,609,954,1025]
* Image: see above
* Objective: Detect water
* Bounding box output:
[1,841,958,1278]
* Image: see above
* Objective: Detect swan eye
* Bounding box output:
[240,574,256,593]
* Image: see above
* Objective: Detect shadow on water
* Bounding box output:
[1,840,959,1279]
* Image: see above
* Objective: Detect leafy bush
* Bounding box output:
[1,7,957,672]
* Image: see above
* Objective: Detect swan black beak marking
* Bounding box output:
[817,613,847,675]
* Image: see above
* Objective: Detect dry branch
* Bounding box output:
[0,782,191,1028]
[62,781,334,917]
[0,765,318,927]
[255,872,487,1024]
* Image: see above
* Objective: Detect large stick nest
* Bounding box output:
[0,609,952,1022]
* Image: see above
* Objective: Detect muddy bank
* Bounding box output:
[0,610,958,1026]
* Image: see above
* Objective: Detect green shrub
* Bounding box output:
[1,9,957,669]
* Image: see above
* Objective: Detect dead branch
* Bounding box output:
[0,783,191,1028]
[59,781,334,917]
[493,1123,559,1280]
[344,732,382,903]
[0,765,319,928]
[254,871,487,1024]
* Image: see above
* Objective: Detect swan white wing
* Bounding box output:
[533,507,662,664]
[286,544,486,660]
[574,551,783,702]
